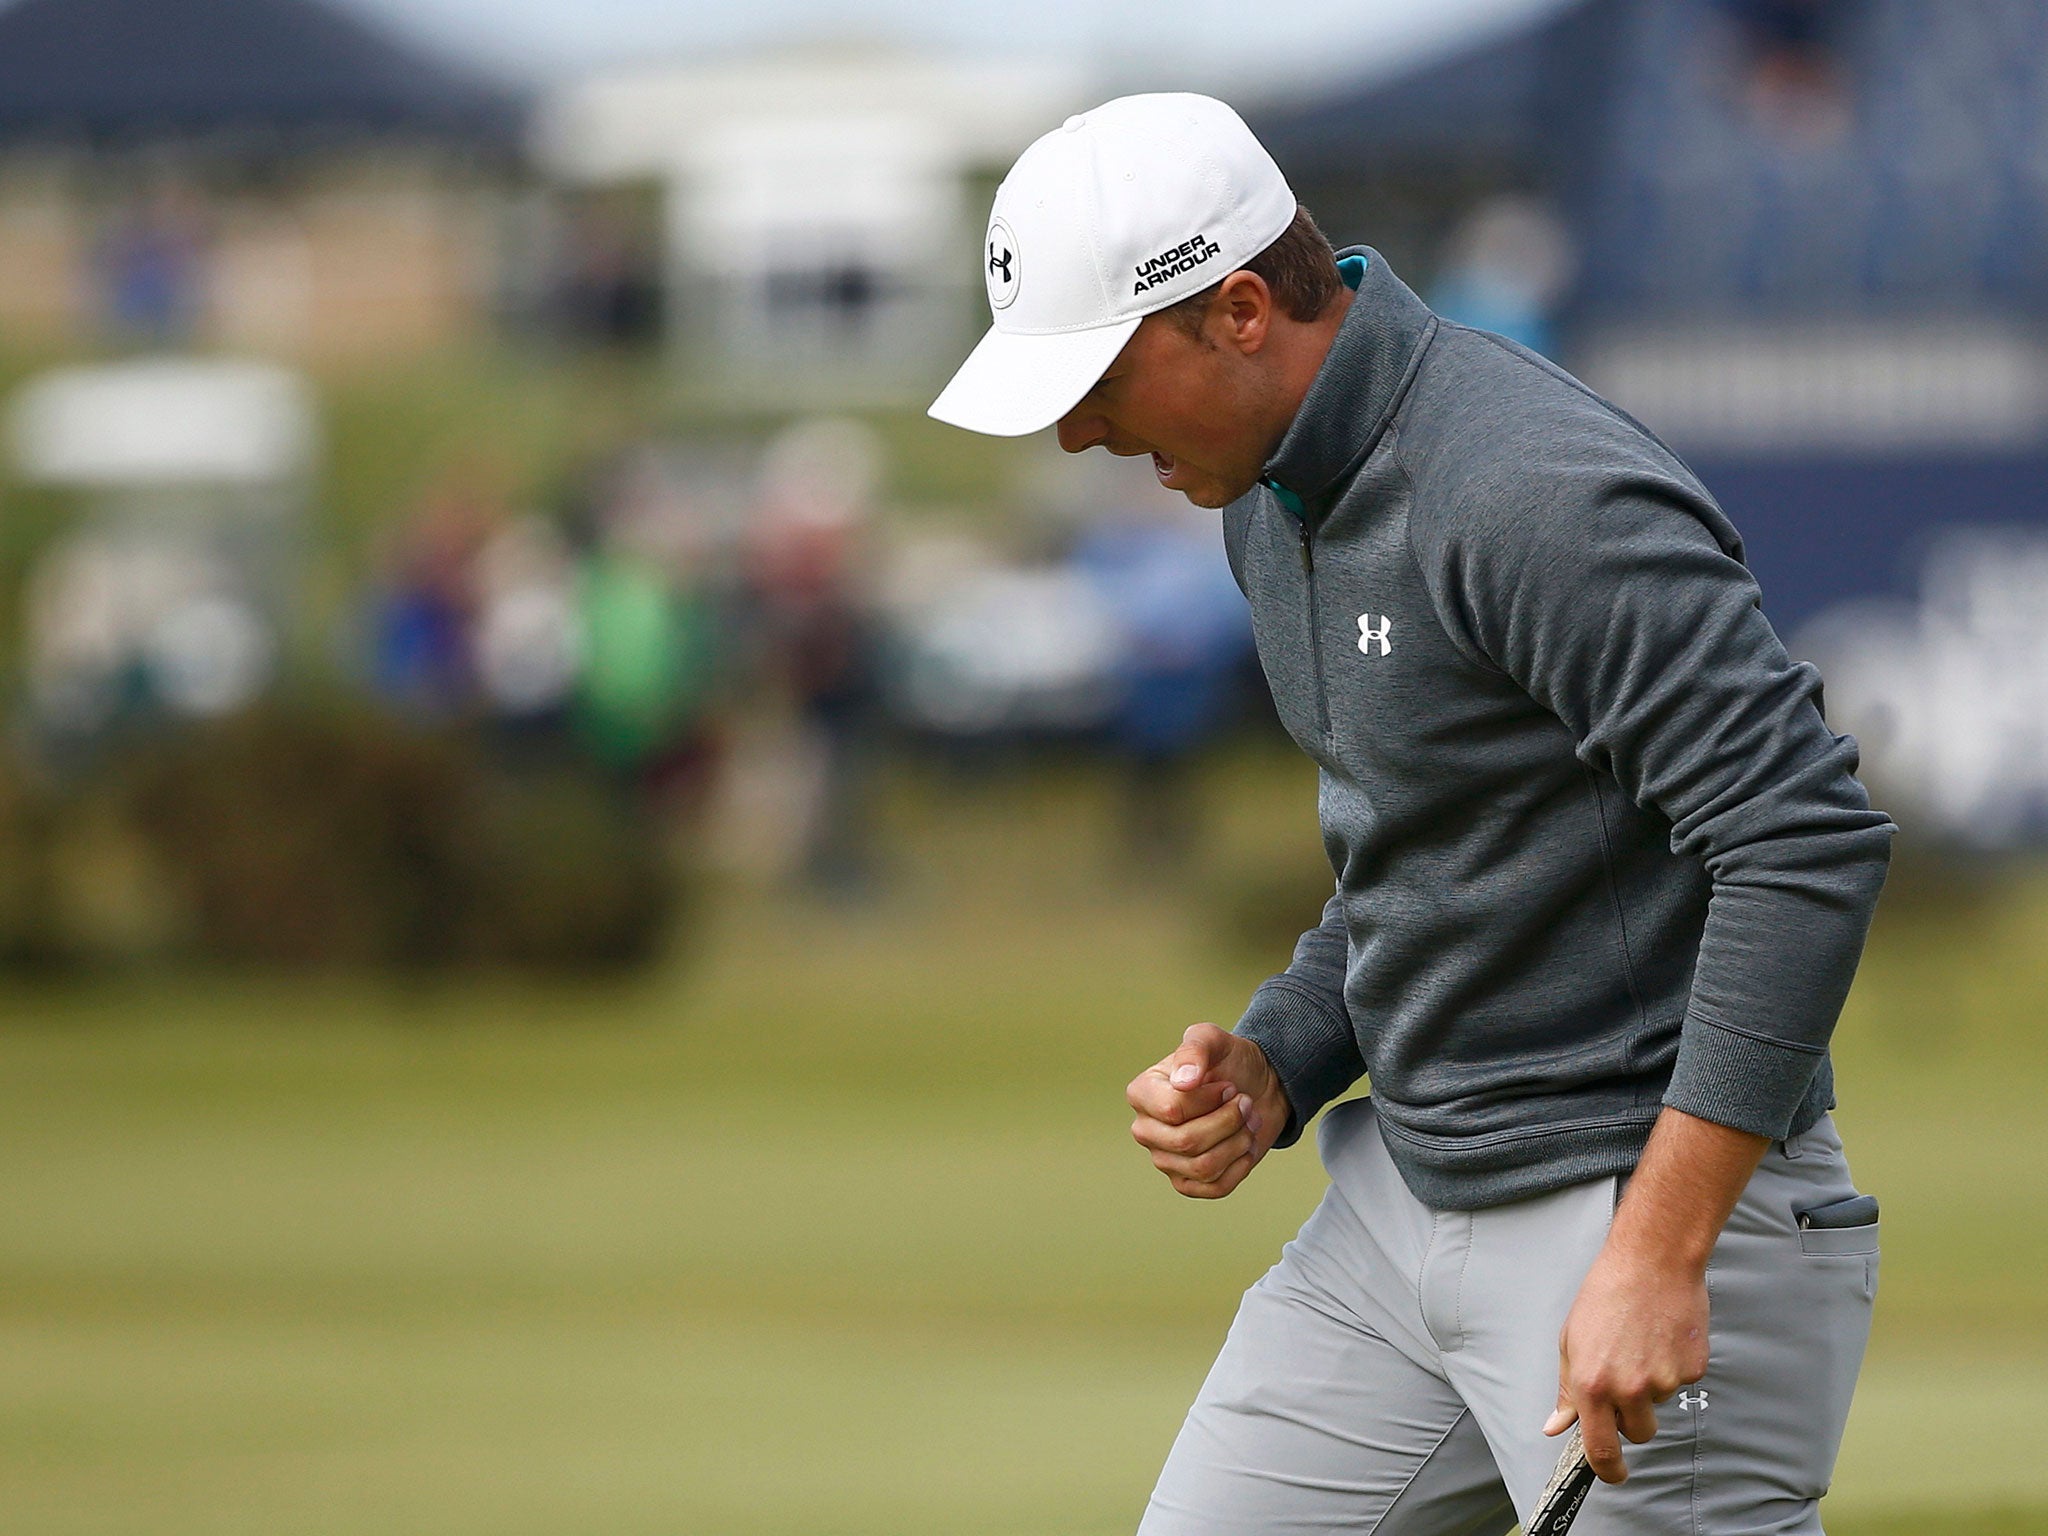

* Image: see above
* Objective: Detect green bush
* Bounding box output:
[0,705,681,972]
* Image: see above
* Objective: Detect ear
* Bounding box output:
[1210,270,1274,356]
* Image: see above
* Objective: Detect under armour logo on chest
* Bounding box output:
[1357,613,1392,657]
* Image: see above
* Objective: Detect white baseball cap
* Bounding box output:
[928,93,1297,438]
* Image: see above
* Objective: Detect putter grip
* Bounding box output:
[1526,1426,1596,1535]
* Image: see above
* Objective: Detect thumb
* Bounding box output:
[1544,1381,1577,1438]
[1169,1022,1230,1090]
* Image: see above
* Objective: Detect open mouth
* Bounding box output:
[1151,452,1178,484]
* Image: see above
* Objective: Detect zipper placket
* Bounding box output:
[1267,477,1332,745]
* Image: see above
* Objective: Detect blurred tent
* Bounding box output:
[1255,0,1610,193]
[536,46,1088,406]
[0,0,528,358]
[0,0,520,145]
[1249,0,1611,289]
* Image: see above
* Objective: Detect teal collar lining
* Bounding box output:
[1259,476,1307,520]
[1258,245,1437,522]
[1261,253,1368,522]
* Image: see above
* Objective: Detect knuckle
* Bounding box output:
[1193,1149,1232,1182]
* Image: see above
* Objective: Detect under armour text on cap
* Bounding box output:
[928,93,1298,438]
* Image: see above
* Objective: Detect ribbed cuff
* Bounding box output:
[1232,977,1365,1148]
[1662,1011,1826,1141]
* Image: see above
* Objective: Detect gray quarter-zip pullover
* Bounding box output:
[1226,249,1894,1211]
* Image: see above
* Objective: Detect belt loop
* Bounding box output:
[1781,1131,1805,1161]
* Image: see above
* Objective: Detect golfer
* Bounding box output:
[930,95,1890,1535]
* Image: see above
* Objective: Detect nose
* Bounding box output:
[1055,405,1108,455]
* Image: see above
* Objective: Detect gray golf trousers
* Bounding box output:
[1138,1098,1879,1536]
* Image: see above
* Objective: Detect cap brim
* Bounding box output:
[927,317,1143,437]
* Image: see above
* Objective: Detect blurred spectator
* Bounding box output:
[572,541,716,781]
[554,195,663,348]
[570,445,727,812]
[365,469,495,720]
[474,515,583,727]
[1426,195,1576,359]
[1719,0,1857,143]
[1075,501,1255,868]
[740,418,886,890]
[97,184,207,346]
[356,445,734,827]
[886,553,1122,741]
[26,528,272,739]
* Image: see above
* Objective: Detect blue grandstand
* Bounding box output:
[1254,1,2048,845]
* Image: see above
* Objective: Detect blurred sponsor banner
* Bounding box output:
[1799,529,2048,850]
[10,357,316,489]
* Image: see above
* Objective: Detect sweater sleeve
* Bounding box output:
[1232,887,1367,1147]
[1425,451,1893,1141]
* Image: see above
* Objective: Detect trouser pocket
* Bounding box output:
[1704,1123,1879,1510]
[1585,1121,1879,1534]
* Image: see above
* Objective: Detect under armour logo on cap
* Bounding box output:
[986,217,1020,309]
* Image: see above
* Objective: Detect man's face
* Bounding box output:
[1054,303,1279,510]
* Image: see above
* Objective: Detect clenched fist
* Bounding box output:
[1126,1023,1292,1198]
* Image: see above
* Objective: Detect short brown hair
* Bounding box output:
[1164,204,1342,336]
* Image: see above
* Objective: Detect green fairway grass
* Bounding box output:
[0,753,2042,1534]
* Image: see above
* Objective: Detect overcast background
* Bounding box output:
[352,0,1574,89]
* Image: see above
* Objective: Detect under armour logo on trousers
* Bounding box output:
[1679,1390,1710,1412]
[1357,613,1392,657]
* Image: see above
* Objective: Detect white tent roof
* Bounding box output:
[536,46,1088,185]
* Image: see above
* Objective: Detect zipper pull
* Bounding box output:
[1299,520,1314,575]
